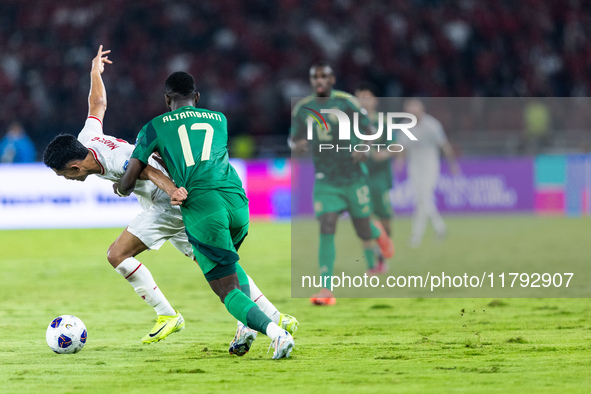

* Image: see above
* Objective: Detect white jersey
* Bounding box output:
[77,116,171,210]
[399,113,447,174]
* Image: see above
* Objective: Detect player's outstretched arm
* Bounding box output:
[88,45,112,122]
[116,158,146,197]
[442,142,460,175]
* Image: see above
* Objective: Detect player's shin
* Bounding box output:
[363,243,376,269]
[114,257,176,317]
[319,233,336,288]
[247,275,280,324]
[370,220,381,239]
[236,263,281,326]
[235,263,251,298]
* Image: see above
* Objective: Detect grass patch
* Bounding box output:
[0,218,590,392]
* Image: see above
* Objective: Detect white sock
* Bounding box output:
[248,276,281,324]
[114,257,176,317]
[265,322,285,341]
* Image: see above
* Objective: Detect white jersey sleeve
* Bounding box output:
[78,115,104,143]
[77,116,171,209]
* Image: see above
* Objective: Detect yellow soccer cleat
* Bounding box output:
[141,310,185,344]
[279,313,299,336]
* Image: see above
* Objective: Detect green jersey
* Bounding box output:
[366,112,393,189]
[132,106,245,202]
[291,90,373,186]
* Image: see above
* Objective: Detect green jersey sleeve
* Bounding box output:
[290,100,309,141]
[132,121,159,164]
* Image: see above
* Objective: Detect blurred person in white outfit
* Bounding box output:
[396,99,459,248]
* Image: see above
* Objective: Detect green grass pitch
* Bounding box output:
[1,217,590,393]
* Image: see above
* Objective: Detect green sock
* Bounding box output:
[369,221,381,239]
[246,307,272,333]
[235,263,250,298]
[364,247,375,269]
[319,233,336,288]
[224,288,271,333]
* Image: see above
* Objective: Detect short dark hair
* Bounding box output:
[43,134,88,170]
[355,82,380,96]
[165,71,196,96]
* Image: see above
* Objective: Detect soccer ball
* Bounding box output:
[46,315,87,354]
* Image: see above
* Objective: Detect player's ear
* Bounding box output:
[194,92,200,105]
[164,94,172,110]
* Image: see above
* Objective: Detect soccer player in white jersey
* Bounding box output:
[43,46,298,352]
[396,98,460,248]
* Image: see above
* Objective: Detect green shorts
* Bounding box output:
[368,176,393,219]
[181,191,249,281]
[313,178,372,218]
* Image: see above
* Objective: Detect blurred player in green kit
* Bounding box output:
[290,63,394,305]
[117,71,294,359]
[355,83,395,274]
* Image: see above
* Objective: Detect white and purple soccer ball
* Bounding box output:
[46,315,87,354]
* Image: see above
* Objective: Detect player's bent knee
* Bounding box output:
[106,244,128,268]
[355,229,373,240]
[319,213,338,234]
[321,223,336,234]
[210,279,241,304]
[352,220,373,240]
[205,264,239,303]
[216,284,239,304]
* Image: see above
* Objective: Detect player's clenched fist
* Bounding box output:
[170,187,188,206]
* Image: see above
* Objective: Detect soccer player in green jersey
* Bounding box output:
[44,48,298,350]
[116,71,294,359]
[355,83,395,274]
[290,63,394,305]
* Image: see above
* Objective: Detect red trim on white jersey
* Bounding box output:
[87,148,105,175]
[88,115,103,128]
[125,263,142,280]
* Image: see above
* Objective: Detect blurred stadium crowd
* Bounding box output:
[1,0,590,160]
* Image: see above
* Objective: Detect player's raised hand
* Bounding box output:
[91,45,112,74]
[171,187,188,206]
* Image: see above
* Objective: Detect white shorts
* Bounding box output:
[127,204,194,260]
[409,165,439,196]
